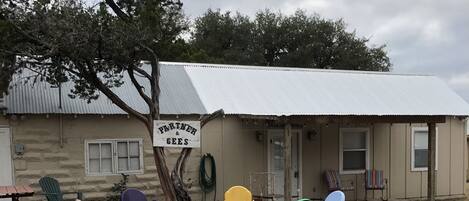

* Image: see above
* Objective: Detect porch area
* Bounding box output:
[200,115,466,201]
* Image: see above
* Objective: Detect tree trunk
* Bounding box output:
[171,109,224,201]
[153,147,178,201]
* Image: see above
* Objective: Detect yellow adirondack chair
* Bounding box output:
[224,186,252,201]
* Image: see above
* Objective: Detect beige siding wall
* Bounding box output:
[8,115,202,201]
[205,118,466,200]
[300,119,465,201]
[384,119,465,199]
[0,116,7,125]
[200,117,267,201]
[3,115,466,201]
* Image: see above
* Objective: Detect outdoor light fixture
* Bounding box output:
[307,130,318,141]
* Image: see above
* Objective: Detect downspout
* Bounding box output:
[59,83,64,148]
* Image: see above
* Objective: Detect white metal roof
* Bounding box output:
[4,61,469,116]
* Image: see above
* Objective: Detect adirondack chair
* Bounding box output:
[121,189,147,201]
[224,186,252,201]
[323,170,354,192]
[364,169,387,201]
[39,176,83,201]
[324,191,345,201]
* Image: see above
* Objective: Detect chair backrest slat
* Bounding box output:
[365,170,385,189]
[39,177,63,201]
[324,170,342,191]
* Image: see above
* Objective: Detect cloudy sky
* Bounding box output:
[181,0,469,101]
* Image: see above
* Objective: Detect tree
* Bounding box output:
[189,9,392,71]
[0,0,219,200]
[190,10,262,65]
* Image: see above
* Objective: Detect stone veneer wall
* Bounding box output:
[9,115,202,201]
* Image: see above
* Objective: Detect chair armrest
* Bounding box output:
[39,193,60,195]
[62,192,81,194]
[41,192,83,200]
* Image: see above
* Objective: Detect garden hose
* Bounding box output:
[199,153,216,201]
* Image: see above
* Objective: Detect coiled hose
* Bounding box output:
[199,153,216,201]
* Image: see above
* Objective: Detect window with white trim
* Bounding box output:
[340,128,369,173]
[85,139,143,176]
[411,127,438,171]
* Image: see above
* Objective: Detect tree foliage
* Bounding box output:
[0,0,186,98]
[188,9,391,71]
[0,0,190,200]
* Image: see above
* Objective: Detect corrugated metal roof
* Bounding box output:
[5,61,469,116]
[5,63,207,115]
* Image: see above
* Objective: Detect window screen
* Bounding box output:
[86,139,143,175]
[341,129,368,172]
[87,142,113,174]
[414,130,428,168]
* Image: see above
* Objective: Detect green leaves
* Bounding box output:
[188,9,392,71]
[0,0,186,101]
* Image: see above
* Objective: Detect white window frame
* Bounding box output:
[85,138,144,176]
[339,127,370,174]
[411,127,438,171]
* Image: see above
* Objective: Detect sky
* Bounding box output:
[181,0,469,102]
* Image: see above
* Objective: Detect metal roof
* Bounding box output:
[5,63,207,115]
[4,61,469,116]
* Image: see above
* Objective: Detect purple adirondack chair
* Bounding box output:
[121,189,147,201]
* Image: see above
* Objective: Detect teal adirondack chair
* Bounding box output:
[39,176,83,201]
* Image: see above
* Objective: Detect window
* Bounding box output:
[0,95,5,108]
[85,139,143,176]
[340,128,369,174]
[411,127,438,171]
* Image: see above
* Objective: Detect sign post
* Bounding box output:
[153,120,201,148]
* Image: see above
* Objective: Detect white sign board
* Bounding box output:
[153,120,200,148]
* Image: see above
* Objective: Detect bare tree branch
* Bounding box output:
[104,0,131,22]
[77,63,149,125]
[127,67,152,108]
[133,66,153,80]
[200,109,225,127]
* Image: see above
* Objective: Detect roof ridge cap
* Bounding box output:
[157,61,433,77]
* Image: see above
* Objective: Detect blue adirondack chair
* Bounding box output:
[39,176,83,201]
[325,191,345,201]
[121,189,147,201]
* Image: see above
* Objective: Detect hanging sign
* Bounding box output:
[153,120,201,148]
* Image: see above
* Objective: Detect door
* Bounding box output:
[268,130,301,200]
[0,128,13,201]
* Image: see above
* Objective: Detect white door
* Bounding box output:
[268,130,301,200]
[0,128,13,201]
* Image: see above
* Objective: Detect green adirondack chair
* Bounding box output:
[39,176,83,201]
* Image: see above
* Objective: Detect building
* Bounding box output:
[1,62,469,201]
